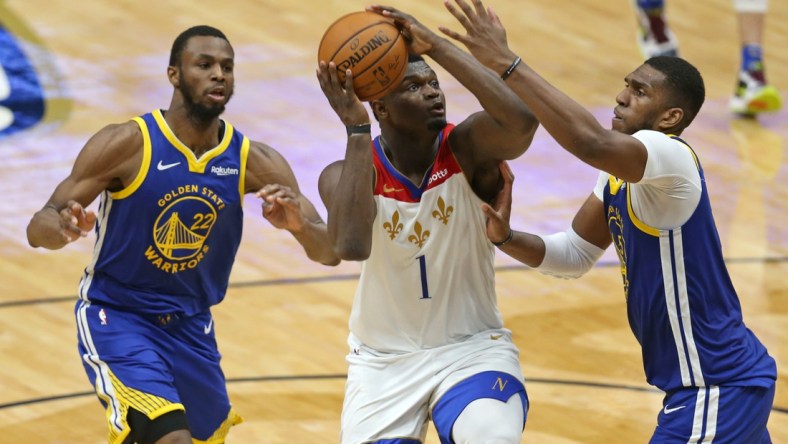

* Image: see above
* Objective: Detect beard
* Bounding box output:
[426,117,447,132]
[179,74,232,123]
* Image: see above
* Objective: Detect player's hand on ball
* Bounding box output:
[367,5,438,55]
[316,61,370,127]
[257,184,306,233]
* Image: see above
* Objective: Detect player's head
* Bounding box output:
[613,56,705,135]
[370,54,447,133]
[168,25,235,121]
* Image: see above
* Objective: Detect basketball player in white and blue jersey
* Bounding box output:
[317,5,539,444]
[318,4,538,444]
[26,26,339,443]
[441,2,778,442]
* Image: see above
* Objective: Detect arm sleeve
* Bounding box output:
[592,170,610,201]
[629,130,702,229]
[534,227,606,279]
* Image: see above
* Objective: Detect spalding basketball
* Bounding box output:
[318,11,408,101]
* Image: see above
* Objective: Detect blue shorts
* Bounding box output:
[651,383,775,443]
[74,299,242,442]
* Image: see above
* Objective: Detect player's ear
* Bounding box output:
[167,66,179,88]
[657,106,684,132]
[370,99,386,120]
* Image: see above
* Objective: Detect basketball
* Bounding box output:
[318,11,408,101]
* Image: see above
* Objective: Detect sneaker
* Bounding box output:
[730,71,783,115]
[635,7,679,58]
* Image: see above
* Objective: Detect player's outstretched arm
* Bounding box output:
[370,4,537,161]
[483,162,610,277]
[247,142,340,266]
[26,122,143,250]
[441,0,648,182]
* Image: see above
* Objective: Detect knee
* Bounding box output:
[126,408,191,444]
[450,395,525,444]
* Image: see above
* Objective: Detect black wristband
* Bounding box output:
[492,229,514,247]
[500,56,521,81]
[346,123,371,136]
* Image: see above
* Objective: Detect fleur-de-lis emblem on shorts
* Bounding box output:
[408,221,430,247]
[432,196,453,225]
[384,210,404,240]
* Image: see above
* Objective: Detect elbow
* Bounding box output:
[504,118,539,159]
[320,258,342,267]
[333,240,371,262]
[513,108,539,139]
[537,267,588,280]
[26,221,43,249]
[310,251,342,267]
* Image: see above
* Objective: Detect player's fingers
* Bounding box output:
[499,160,514,184]
[316,62,331,88]
[276,196,300,209]
[326,62,344,87]
[368,5,402,17]
[438,26,466,44]
[343,69,355,95]
[61,228,79,243]
[470,0,488,19]
[453,0,477,21]
[257,184,281,200]
[444,0,473,31]
[78,211,97,233]
[488,6,501,25]
[60,220,83,239]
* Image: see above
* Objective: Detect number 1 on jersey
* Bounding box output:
[417,255,430,299]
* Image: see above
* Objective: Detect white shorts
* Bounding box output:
[340,329,525,444]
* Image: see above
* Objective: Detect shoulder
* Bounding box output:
[632,130,691,159]
[319,160,345,188]
[592,170,610,201]
[244,140,299,192]
[96,120,143,145]
[633,130,698,183]
[83,120,144,159]
[246,140,290,170]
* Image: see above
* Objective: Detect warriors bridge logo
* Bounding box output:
[144,186,225,273]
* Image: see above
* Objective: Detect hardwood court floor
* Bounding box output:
[0,0,786,442]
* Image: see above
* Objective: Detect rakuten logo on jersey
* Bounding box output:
[211,165,239,176]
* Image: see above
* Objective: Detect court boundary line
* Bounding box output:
[1,374,785,415]
[1,256,785,308]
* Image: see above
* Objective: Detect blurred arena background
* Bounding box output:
[0,0,785,442]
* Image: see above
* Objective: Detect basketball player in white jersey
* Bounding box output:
[440,1,777,442]
[316,4,539,444]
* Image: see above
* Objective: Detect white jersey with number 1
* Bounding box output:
[349,124,506,354]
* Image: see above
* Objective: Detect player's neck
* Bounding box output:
[379,133,439,180]
[162,108,224,156]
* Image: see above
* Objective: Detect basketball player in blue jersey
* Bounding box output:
[316,4,539,443]
[26,25,339,444]
[440,1,778,442]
